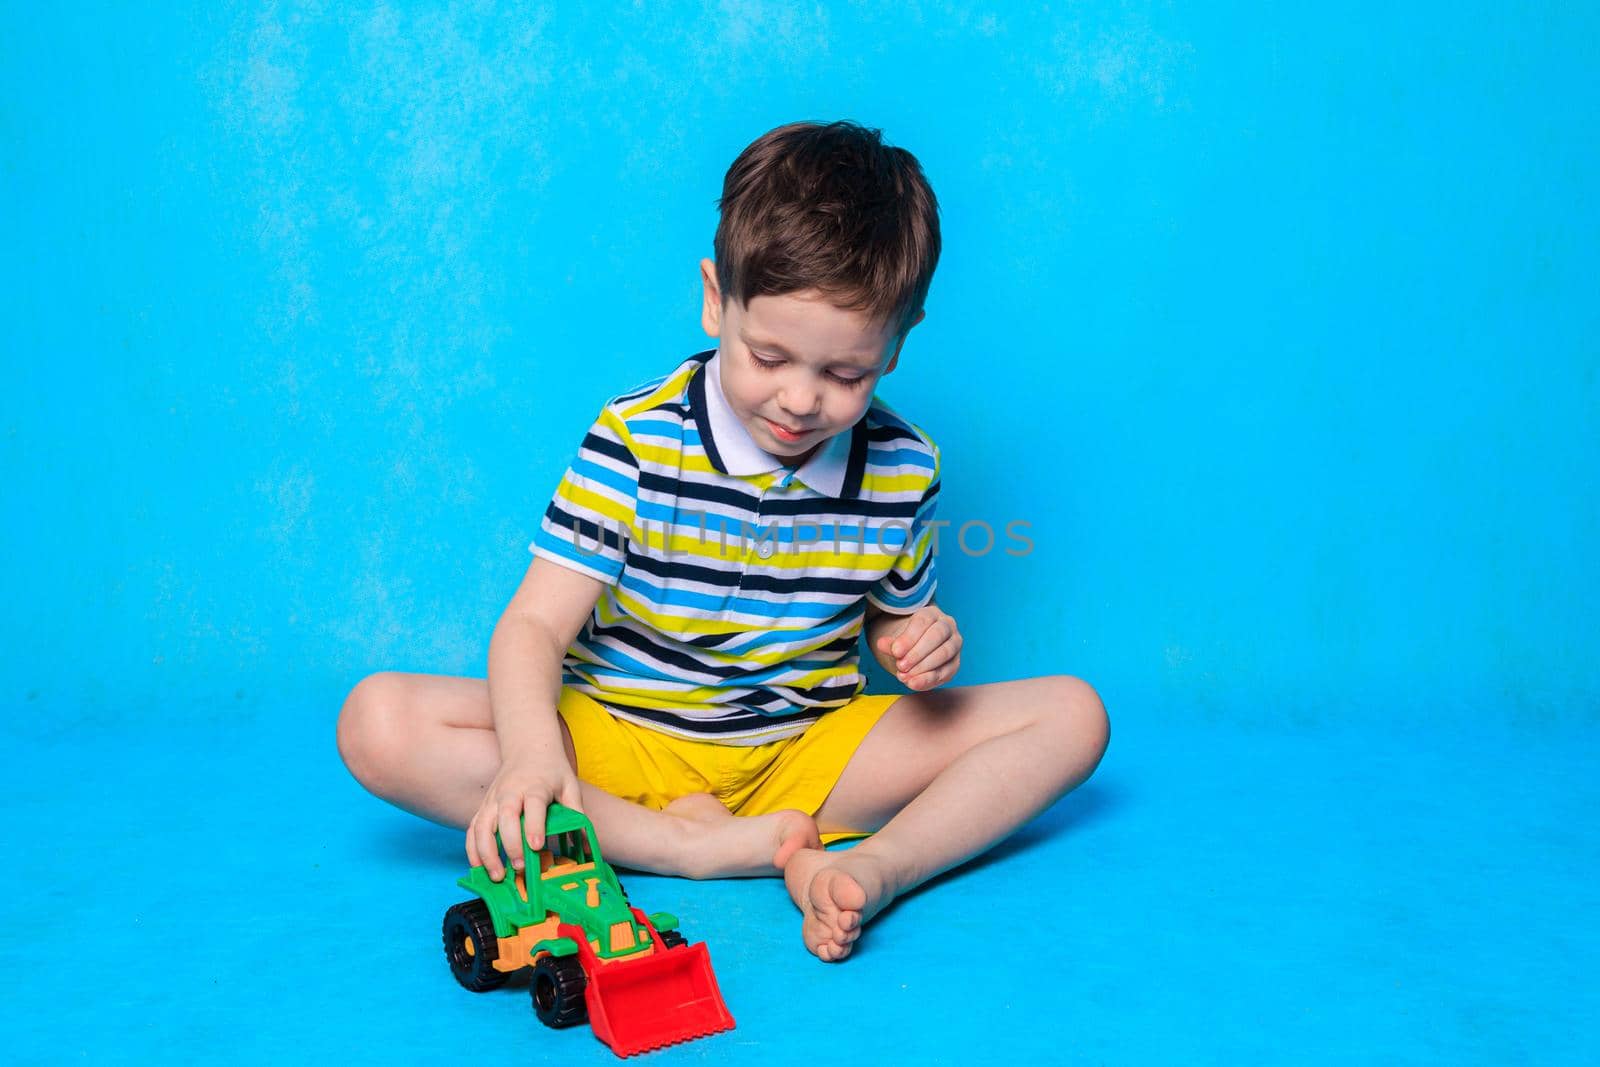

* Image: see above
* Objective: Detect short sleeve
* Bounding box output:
[866,442,940,614]
[529,407,641,584]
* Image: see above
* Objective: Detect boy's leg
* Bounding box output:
[786,674,1109,961]
[335,671,819,878]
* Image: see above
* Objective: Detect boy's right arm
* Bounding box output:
[469,554,606,882]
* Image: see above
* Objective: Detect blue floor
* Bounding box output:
[3,698,1594,1064]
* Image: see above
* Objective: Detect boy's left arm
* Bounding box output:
[864,600,963,691]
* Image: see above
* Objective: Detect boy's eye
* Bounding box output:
[748,351,870,388]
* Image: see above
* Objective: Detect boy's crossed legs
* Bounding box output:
[337,674,1108,961]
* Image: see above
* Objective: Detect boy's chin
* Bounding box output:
[765,437,825,466]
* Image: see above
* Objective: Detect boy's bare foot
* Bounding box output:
[782,846,901,962]
[661,793,821,877]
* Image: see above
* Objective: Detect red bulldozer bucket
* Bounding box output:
[561,909,735,1057]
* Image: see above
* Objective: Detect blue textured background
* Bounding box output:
[3,3,1596,1064]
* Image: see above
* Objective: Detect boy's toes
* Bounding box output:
[817,936,855,963]
[812,867,868,920]
[790,857,877,962]
[801,912,855,958]
[801,912,835,950]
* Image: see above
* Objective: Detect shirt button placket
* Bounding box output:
[751,485,765,563]
[753,479,780,562]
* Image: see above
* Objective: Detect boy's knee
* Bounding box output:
[336,672,407,790]
[1036,675,1110,769]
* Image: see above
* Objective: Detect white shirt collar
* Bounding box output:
[702,350,854,497]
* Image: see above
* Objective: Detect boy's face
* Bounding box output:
[699,258,921,468]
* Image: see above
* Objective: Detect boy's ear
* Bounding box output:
[699,258,723,338]
[882,308,925,376]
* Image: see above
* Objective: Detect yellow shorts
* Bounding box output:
[555,688,903,846]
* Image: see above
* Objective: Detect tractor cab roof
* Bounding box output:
[545,803,594,837]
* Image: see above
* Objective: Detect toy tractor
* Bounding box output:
[441,803,735,1057]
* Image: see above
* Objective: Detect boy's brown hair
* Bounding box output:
[713,120,941,336]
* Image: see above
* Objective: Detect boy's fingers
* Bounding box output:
[527,794,551,851]
[888,618,927,658]
[892,611,948,661]
[895,617,949,674]
[906,638,956,676]
[498,805,525,872]
[476,816,503,881]
[901,645,957,686]
[907,661,955,690]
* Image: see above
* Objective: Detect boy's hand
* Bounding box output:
[874,604,963,691]
[466,756,584,883]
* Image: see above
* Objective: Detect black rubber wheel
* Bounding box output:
[530,954,589,1028]
[442,899,510,992]
[659,929,687,950]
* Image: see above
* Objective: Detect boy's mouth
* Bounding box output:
[764,418,812,443]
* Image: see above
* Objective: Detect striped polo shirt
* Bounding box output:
[530,348,941,744]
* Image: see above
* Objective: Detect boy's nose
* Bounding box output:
[779,385,822,417]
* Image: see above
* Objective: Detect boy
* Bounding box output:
[337,120,1108,962]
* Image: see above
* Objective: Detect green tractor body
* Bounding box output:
[456,804,676,961]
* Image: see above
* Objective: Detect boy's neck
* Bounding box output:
[777,442,823,468]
